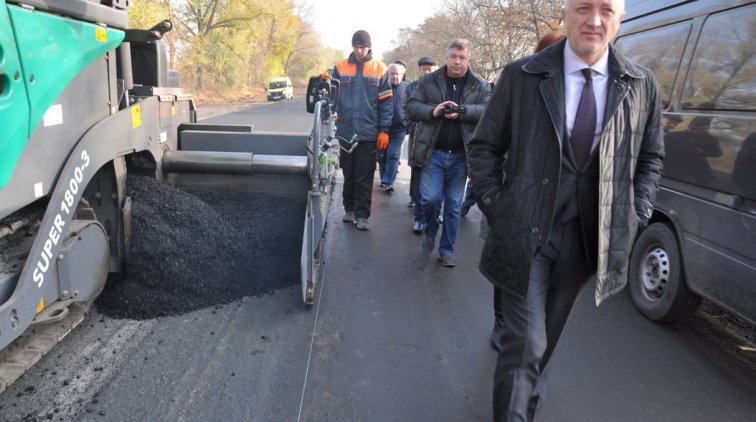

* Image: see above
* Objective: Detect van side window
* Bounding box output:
[614,22,691,107]
[681,4,756,111]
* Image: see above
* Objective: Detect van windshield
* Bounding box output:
[269,81,287,89]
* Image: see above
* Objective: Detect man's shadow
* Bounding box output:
[663,106,722,185]
[732,131,756,199]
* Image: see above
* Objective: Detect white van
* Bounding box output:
[267,76,293,101]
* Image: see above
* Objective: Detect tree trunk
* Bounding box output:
[197,66,204,90]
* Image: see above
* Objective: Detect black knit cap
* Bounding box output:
[417,56,437,66]
[351,30,371,48]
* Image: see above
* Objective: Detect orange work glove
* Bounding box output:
[377,131,389,150]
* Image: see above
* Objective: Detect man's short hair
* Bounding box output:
[563,0,626,14]
[447,38,472,54]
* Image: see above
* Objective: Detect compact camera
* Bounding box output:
[443,104,466,114]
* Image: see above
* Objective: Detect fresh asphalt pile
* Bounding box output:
[95,176,305,319]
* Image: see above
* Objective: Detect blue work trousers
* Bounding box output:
[380,132,405,185]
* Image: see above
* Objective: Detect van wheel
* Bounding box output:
[628,222,701,323]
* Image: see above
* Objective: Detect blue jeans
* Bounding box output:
[420,149,467,257]
[381,132,405,185]
[377,150,386,182]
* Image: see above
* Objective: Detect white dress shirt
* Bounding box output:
[563,42,609,153]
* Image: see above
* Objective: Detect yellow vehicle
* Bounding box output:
[267,76,294,101]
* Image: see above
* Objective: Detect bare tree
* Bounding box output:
[384,0,563,80]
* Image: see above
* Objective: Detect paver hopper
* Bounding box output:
[0,0,337,391]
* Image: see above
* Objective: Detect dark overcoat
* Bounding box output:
[467,40,664,304]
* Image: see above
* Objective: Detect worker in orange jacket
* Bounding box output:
[332,30,393,231]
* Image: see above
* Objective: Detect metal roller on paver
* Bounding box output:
[0,0,340,393]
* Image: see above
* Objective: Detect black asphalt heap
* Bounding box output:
[96,176,305,319]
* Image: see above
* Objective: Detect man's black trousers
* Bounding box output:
[493,218,593,421]
[340,140,377,219]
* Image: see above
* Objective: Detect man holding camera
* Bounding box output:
[406,39,491,266]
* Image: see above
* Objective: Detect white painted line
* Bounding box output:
[297,236,328,422]
[297,176,339,421]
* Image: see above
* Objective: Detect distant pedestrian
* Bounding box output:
[468,0,664,419]
[332,30,393,231]
[488,66,504,88]
[393,60,409,81]
[378,63,409,193]
[534,31,567,55]
[403,56,438,233]
[461,64,509,221]
[460,178,476,217]
[406,39,491,267]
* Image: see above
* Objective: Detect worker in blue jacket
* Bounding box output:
[332,30,393,231]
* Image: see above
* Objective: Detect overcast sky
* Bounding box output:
[301,0,440,58]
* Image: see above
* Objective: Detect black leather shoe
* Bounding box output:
[491,319,504,352]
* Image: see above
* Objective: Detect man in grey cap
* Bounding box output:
[332,30,393,231]
[402,56,438,233]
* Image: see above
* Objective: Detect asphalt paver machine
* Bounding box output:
[0,0,338,391]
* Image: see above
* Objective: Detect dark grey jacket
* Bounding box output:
[467,40,664,304]
[402,79,420,137]
[406,66,491,167]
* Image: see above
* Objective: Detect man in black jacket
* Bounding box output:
[403,56,438,233]
[467,0,664,419]
[407,39,491,267]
